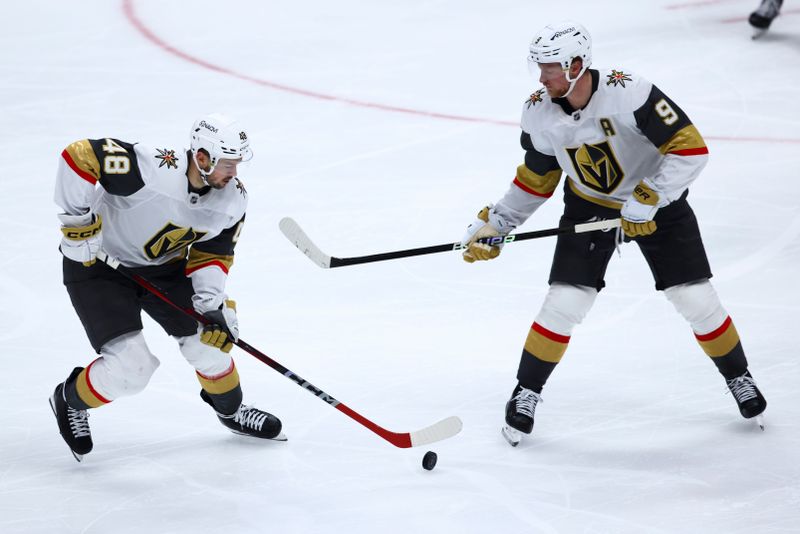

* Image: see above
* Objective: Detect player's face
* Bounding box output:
[206,158,242,189]
[537,62,569,97]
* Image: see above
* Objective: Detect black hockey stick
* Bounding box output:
[95,251,462,448]
[279,216,621,268]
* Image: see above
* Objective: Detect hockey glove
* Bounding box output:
[620,180,660,238]
[461,206,510,263]
[200,300,239,353]
[59,212,102,266]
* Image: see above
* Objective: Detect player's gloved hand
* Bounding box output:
[620,180,661,238]
[461,206,510,263]
[200,300,239,353]
[58,212,102,266]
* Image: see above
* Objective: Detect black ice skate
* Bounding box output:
[49,367,93,462]
[502,384,542,447]
[201,390,286,441]
[749,0,782,38]
[726,371,767,430]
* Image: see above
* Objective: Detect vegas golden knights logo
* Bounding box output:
[144,222,207,260]
[565,141,624,194]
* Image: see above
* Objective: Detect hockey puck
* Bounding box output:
[422,451,437,471]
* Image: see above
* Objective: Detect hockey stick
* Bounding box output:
[95,251,462,448]
[279,216,621,268]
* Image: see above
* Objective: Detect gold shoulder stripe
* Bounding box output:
[62,140,101,184]
[514,164,561,197]
[659,124,708,156]
[186,249,234,274]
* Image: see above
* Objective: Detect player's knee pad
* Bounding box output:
[535,283,598,335]
[664,279,728,333]
[92,331,160,398]
[176,331,234,377]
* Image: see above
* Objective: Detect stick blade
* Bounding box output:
[279,217,332,269]
[409,416,463,447]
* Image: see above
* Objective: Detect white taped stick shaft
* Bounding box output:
[574,218,621,234]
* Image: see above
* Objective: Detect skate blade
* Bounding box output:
[755,414,765,431]
[751,28,768,40]
[49,395,84,463]
[501,425,522,447]
[229,429,288,442]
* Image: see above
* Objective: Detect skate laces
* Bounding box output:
[755,0,781,17]
[234,405,268,430]
[67,407,91,438]
[726,374,758,403]
[513,388,542,418]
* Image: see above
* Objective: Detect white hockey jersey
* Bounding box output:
[494,68,709,228]
[54,138,247,312]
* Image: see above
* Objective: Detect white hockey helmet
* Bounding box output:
[190,113,253,178]
[528,21,592,96]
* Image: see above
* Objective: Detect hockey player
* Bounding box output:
[50,113,284,462]
[460,22,768,446]
[749,0,783,38]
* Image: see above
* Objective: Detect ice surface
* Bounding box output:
[1,1,798,532]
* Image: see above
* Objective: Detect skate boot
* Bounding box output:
[201,390,286,441]
[749,0,782,38]
[49,367,93,462]
[502,383,542,447]
[726,371,767,430]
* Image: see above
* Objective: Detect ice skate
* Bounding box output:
[201,390,286,441]
[749,0,782,39]
[502,384,541,447]
[726,371,767,430]
[49,368,93,462]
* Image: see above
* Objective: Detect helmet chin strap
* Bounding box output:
[562,64,588,98]
[192,152,216,186]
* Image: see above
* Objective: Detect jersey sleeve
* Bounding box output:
[633,85,709,202]
[493,130,563,229]
[55,138,146,214]
[187,214,245,314]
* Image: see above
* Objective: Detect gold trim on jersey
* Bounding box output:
[187,249,234,273]
[567,180,623,210]
[515,164,562,196]
[64,140,101,182]
[658,124,707,155]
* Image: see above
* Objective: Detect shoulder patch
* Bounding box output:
[606,69,633,88]
[525,88,546,109]
[154,148,179,169]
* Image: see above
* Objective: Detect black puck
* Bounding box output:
[422,451,437,471]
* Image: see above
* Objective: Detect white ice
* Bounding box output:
[2,1,799,533]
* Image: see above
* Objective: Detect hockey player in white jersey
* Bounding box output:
[460,22,767,446]
[50,113,284,462]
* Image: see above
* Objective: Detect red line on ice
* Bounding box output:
[122,0,800,145]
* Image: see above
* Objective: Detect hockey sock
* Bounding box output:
[196,361,242,415]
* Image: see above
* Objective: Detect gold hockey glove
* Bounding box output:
[461,206,505,263]
[200,300,238,353]
[620,181,660,238]
[58,212,102,266]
